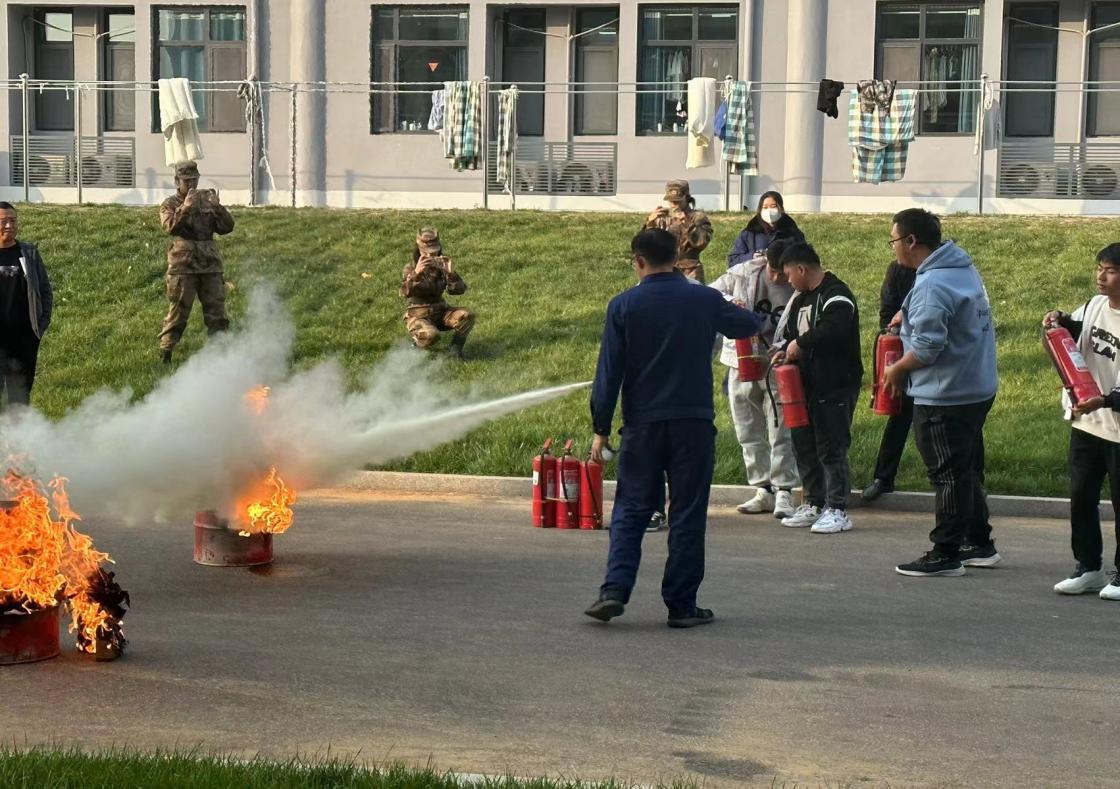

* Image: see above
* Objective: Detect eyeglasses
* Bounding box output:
[887,235,910,249]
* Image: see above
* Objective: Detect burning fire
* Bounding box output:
[235,467,297,536]
[0,473,128,656]
[244,384,271,415]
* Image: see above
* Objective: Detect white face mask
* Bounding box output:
[761,207,783,225]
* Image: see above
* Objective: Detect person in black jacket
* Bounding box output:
[773,242,862,534]
[727,191,806,266]
[0,202,52,408]
[862,260,917,501]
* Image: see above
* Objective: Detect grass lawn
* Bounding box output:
[12,205,1113,497]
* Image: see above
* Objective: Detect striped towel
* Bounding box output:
[721,81,758,176]
[496,87,518,190]
[847,88,916,184]
[443,81,483,171]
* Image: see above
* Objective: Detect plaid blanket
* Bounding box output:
[496,87,518,190]
[721,81,758,175]
[847,88,915,184]
[444,81,483,171]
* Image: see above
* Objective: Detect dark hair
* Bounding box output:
[631,228,678,267]
[765,238,792,270]
[756,191,785,216]
[0,202,15,213]
[892,208,942,248]
[1098,243,1120,267]
[780,242,821,269]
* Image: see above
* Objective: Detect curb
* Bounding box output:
[338,471,1096,521]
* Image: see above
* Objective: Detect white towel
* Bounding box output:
[686,77,717,169]
[159,78,204,166]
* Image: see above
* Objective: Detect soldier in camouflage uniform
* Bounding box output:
[401,228,475,359]
[158,161,235,364]
[642,179,713,283]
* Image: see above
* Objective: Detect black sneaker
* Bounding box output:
[584,595,625,622]
[895,551,965,577]
[861,478,894,502]
[667,607,715,628]
[646,512,668,532]
[960,543,1002,567]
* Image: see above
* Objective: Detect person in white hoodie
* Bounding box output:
[709,237,799,518]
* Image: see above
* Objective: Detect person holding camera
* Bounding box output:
[401,228,474,359]
[158,161,235,364]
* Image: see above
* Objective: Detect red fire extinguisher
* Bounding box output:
[735,337,767,382]
[531,438,557,528]
[1044,326,1103,405]
[555,439,581,529]
[579,455,604,530]
[775,363,810,429]
[871,331,905,416]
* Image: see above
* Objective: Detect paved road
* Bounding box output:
[2,491,1116,787]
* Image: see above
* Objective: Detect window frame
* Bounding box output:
[34,8,76,132]
[1002,2,1058,138]
[502,8,547,137]
[151,5,248,135]
[874,1,984,137]
[573,7,620,136]
[102,9,137,133]
[1087,1,1120,138]
[636,4,738,137]
[369,5,469,135]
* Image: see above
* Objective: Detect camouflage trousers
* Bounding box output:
[404,303,475,348]
[159,272,230,351]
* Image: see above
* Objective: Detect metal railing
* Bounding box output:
[11,136,136,189]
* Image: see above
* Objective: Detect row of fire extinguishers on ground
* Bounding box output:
[531,439,605,529]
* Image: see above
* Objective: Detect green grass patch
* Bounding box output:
[13,205,1112,497]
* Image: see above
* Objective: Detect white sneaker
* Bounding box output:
[1099,573,1120,601]
[736,488,774,514]
[810,507,853,534]
[781,504,820,528]
[773,490,795,519]
[1054,567,1108,595]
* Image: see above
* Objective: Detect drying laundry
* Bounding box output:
[443,81,483,171]
[428,89,446,132]
[721,81,758,176]
[848,88,915,184]
[686,77,717,169]
[496,87,518,190]
[856,79,897,115]
[158,78,204,166]
[817,79,845,119]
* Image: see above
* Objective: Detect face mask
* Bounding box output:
[761,207,782,225]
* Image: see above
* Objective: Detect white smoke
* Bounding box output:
[0,288,588,523]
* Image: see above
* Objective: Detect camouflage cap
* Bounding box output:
[174,161,200,179]
[663,179,691,202]
[416,227,442,256]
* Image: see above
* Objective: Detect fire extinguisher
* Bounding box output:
[775,363,810,429]
[555,439,581,529]
[579,454,604,530]
[871,331,905,416]
[735,337,767,382]
[531,438,557,528]
[1044,326,1103,406]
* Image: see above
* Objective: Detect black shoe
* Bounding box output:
[667,607,715,628]
[896,551,965,577]
[646,512,668,532]
[960,543,1002,568]
[160,349,173,365]
[447,338,466,360]
[861,478,894,502]
[584,596,625,622]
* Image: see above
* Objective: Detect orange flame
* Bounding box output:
[244,385,271,415]
[235,467,296,536]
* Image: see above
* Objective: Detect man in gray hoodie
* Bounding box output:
[881,209,999,577]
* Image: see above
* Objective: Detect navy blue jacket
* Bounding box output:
[727,214,805,266]
[591,271,763,435]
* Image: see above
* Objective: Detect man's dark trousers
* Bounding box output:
[913,397,995,557]
[791,389,858,509]
[872,393,914,484]
[601,418,716,614]
[0,335,39,406]
[1068,428,1120,572]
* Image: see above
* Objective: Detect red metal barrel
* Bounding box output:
[0,605,61,665]
[193,510,273,567]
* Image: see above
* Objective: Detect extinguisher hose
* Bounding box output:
[763,356,780,428]
[871,332,882,409]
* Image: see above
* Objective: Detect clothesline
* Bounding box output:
[501,17,619,42]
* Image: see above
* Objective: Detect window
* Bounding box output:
[103,11,136,132]
[875,3,982,134]
[502,9,546,136]
[372,6,468,133]
[574,9,619,135]
[1088,3,1120,137]
[637,5,737,135]
[34,10,75,131]
[1003,5,1057,137]
[154,7,247,133]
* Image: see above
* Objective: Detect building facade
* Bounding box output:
[2,0,1119,213]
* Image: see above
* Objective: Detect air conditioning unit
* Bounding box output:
[24,153,72,186]
[998,162,1067,198]
[1081,163,1120,199]
[80,154,133,188]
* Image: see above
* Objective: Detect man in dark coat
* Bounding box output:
[0,201,52,407]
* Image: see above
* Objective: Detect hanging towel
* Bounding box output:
[428,89,446,132]
[443,81,483,171]
[496,87,518,191]
[974,84,1001,155]
[721,81,758,176]
[714,100,728,141]
[856,79,897,115]
[817,79,844,119]
[686,77,717,169]
[158,77,204,166]
[848,88,916,184]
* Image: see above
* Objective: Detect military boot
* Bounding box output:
[160,348,173,365]
[447,335,467,360]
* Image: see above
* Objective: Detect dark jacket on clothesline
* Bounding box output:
[817,79,845,119]
[727,214,806,266]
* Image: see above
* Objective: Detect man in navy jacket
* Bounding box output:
[585,228,762,628]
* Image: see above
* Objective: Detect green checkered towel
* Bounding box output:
[444,81,483,171]
[721,81,758,176]
[847,88,916,184]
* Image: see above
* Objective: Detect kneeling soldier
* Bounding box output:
[401,228,475,359]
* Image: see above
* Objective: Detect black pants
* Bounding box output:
[791,388,857,510]
[1068,428,1120,571]
[872,394,914,484]
[0,335,40,407]
[913,397,995,557]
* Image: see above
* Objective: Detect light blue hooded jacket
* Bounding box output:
[900,241,998,406]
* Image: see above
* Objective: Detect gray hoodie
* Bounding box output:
[900,241,997,406]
